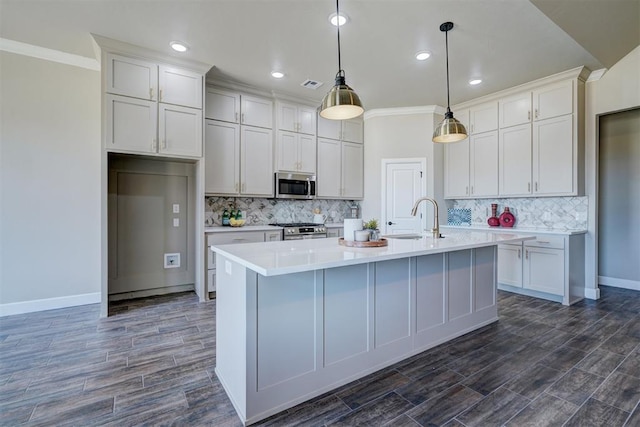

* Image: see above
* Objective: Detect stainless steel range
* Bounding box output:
[269,222,327,240]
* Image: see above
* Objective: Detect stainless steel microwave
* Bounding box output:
[275,172,316,199]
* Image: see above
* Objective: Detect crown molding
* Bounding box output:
[586,68,607,82]
[0,38,100,71]
[364,105,444,120]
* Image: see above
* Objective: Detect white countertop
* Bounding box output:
[205,225,283,233]
[210,230,534,276]
[442,225,587,236]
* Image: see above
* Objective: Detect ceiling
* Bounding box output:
[1,0,638,110]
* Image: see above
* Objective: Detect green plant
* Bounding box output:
[364,219,378,230]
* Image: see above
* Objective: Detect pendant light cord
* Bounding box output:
[336,0,343,76]
[445,27,451,113]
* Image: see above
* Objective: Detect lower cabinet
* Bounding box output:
[497,234,584,305]
[206,230,282,293]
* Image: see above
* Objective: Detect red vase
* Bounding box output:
[487,203,500,227]
[499,207,516,227]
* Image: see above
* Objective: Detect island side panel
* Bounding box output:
[475,246,497,311]
[214,254,249,421]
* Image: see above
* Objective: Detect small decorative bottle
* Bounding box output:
[222,209,230,226]
[487,203,500,227]
[499,207,516,228]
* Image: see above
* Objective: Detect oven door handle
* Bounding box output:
[307,177,311,198]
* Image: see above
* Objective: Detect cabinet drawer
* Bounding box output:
[207,269,216,292]
[208,230,266,245]
[525,236,565,250]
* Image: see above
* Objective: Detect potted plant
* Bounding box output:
[363,219,380,241]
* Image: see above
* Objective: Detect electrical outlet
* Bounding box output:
[164,253,180,269]
[173,218,180,227]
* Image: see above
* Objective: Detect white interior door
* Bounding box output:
[382,159,426,234]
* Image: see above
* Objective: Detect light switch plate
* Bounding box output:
[225,260,232,275]
[173,218,179,227]
[172,204,180,213]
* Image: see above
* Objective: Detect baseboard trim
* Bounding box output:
[108,284,194,301]
[598,276,640,292]
[584,287,601,300]
[0,292,101,317]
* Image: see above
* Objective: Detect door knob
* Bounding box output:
[388,221,395,225]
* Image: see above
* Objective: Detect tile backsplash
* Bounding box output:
[205,197,356,226]
[446,196,588,230]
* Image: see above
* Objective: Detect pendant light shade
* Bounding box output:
[433,22,467,143]
[319,0,364,120]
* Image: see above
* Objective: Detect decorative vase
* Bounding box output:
[487,203,500,227]
[499,207,516,227]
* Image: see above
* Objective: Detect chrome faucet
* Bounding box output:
[410,197,442,239]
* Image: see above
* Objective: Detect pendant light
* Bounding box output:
[432,22,468,143]
[319,0,364,120]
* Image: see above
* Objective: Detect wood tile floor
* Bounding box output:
[2,286,640,426]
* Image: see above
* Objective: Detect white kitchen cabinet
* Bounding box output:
[277,102,316,135]
[105,53,204,158]
[469,102,498,134]
[204,120,239,194]
[204,120,273,196]
[444,137,470,198]
[205,88,273,129]
[317,116,363,144]
[499,92,532,128]
[206,229,282,292]
[470,131,499,197]
[276,131,316,173]
[317,138,363,199]
[158,104,203,157]
[158,66,202,109]
[497,233,583,305]
[106,53,157,101]
[533,115,574,195]
[533,80,573,121]
[241,126,274,196]
[499,123,532,196]
[106,94,158,154]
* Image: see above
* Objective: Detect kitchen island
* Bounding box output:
[211,231,533,425]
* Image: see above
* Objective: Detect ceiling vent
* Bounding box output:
[301,79,323,90]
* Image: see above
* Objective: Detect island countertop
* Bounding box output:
[210,230,534,276]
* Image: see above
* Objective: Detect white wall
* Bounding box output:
[0,51,101,314]
[585,45,640,297]
[362,107,444,230]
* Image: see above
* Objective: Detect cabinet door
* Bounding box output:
[317,138,342,198]
[499,123,532,196]
[500,92,531,128]
[105,53,157,101]
[342,141,364,199]
[469,102,498,134]
[470,131,498,197]
[524,247,564,296]
[298,106,317,135]
[444,138,470,198]
[105,94,157,154]
[241,95,273,129]
[158,66,202,109]
[342,119,364,143]
[534,80,572,121]
[205,88,239,123]
[241,127,273,196]
[497,244,523,287]
[264,231,283,241]
[276,130,299,172]
[533,115,574,195]
[158,104,203,157]
[207,269,216,292]
[317,115,342,140]
[277,102,298,132]
[298,134,317,174]
[204,120,240,194]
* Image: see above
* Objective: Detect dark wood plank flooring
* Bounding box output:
[1,286,639,426]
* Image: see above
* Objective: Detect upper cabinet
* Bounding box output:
[205,88,273,129]
[317,116,363,144]
[103,53,205,158]
[277,102,316,135]
[445,67,586,199]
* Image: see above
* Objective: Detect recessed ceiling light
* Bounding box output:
[415,51,431,61]
[170,41,189,53]
[271,71,285,79]
[329,12,348,26]
[469,79,482,85]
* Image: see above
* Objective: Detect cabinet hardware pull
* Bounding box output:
[471,186,474,194]
[528,182,531,192]
[150,88,154,100]
[525,250,529,260]
[388,221,396,225]
[537,240,550,244]
[517,249,521,258]
[235,112,238,122]
[159,89,163,102]
[535,182,538,191]
[242,183,245,192]
[466,186,469,195]
[241,113,245,123]
[471,124,474,133]
[535,108,539,119]
[528,111,531,120]
[235,183,239,192]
